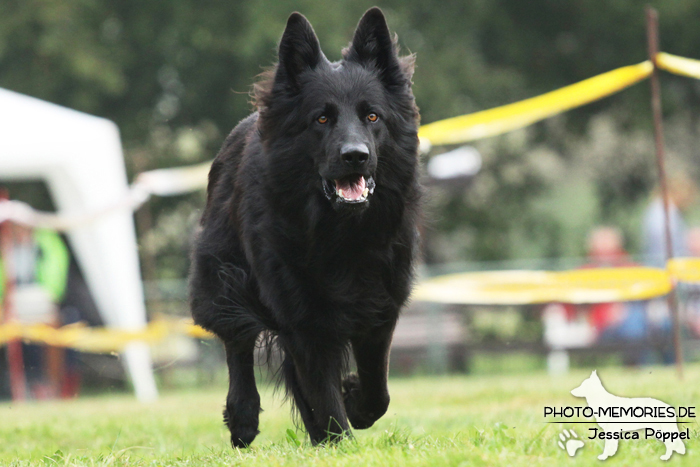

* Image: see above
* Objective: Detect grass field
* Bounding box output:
[2,365,699,466]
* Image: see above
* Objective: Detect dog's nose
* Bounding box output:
[341,143,369,169]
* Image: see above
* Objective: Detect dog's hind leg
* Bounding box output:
[598,438,618,460]
[344,322,394,429]
[661,436,686,460]
[223,339,261,448]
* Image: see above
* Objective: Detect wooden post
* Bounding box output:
[646,6,683,378]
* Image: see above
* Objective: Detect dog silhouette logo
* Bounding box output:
[570,370,686,461]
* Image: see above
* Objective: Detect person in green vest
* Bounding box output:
[0,224,70,399]
[0,226,69,303]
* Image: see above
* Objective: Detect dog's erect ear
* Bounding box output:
[277,13,323,85]
[345,7,411,87]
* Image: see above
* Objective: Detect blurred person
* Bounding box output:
[684,227,700,337]
[641,175,697,362]
[688,227,700,257]
[642,175,696,267]
[0,223,72,399]
[544,227,648,369]
[581,227,647,346]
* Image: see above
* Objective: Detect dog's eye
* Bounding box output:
[317,115,328,124]
[367,113,379,123]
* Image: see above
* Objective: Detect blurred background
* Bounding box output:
[2,0,700,400]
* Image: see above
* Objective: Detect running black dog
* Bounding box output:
[190,7,420,446]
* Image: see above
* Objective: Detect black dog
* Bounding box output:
[190,7,420,447]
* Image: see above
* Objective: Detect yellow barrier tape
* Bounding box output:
[667,257,700,283]
[1,257,700,349]
[412,266,672,305]
[656,52,700,80]
[0,318,213,353]
[417,61,653,146]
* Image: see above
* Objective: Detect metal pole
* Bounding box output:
[0,189,27,400]
[646,6,683,378]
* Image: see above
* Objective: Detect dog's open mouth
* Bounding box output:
[323,175,376,204]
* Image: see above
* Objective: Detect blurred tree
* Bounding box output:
[1,0,699,275]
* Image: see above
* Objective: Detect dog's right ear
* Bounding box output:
[277,13,323,88]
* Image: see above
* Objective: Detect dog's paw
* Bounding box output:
[557,429,584,457]
[230,427,260,449]
[223,406,260,448]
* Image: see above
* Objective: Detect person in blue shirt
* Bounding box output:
[641,174,697,363]
[642,175,696,267]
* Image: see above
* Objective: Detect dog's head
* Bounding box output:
[256,8,419,213]
[571,370,602,398]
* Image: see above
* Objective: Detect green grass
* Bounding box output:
[2,365,700,466]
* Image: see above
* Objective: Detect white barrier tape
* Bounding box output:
[134,161,210,197]
[0,185,149,231]
[0,162,210,231]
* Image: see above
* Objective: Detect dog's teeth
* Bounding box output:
[338,189,344,198]
[362,188,369,198]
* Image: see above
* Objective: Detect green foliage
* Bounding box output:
[285,428,302,448]
[425,129,566,262]
[2,0,700,274]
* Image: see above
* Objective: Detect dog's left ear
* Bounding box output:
[345,7,414,88]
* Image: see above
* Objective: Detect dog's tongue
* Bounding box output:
[335,175,366,201]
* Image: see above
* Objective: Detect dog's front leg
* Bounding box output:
[344,321,395,429]
[282,337,350,445]
[223,339,261,448]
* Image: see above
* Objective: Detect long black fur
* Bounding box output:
[190,7,420,447]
